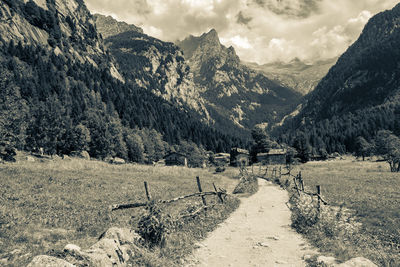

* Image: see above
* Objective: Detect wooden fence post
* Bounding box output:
[213,182,224,203]
[144,181,151,201]
[299,171,304,191]
[316,185,321,212]
[293,176,300,196]
[196,176,207,208]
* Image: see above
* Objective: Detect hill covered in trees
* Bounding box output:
[0,0,245,163]
[94,14,210,121]
[274,2,400,155]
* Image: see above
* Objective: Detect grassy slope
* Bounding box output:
[0,153,240,266]
[290,158,400,265]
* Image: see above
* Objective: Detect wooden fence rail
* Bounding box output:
[253,164,329,210]
[110,177,227,212]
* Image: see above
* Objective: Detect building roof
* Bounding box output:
[257,149,287,157]
[268,149,286,155]
[231,148,249,154]
[215,153,230,157]
[164,152,187,158]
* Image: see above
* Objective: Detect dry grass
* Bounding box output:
[285,157,400,266]
[0,153,240,266]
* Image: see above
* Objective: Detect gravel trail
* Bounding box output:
[187,179,318,267]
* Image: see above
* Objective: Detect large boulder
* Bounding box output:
[100,227,142,245]
[26,155,35,162]
[317,256,337,266]
[336,257,377,267]
[110,157,126,164]
[28,228,142,267]
[62,228,140,266]
[27,255,74,267]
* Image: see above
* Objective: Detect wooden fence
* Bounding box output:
[110,176,227,219]
[249,164,328,212]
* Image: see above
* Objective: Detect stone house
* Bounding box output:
[230,148,249,167]
[257,149,287,165]
[164,152,187,166]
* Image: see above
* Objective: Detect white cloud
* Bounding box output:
[308,10,373,60]
[229,35,253,49]
[85,0,399,64]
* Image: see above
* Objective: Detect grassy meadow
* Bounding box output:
[0,153,241,266]
[288,157,400,266]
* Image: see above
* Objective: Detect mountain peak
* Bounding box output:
[205,28,218,36]
[94,14,143,39]
[200,28,220,44]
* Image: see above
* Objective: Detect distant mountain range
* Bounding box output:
[244,57,337,95]
[275,2,400,153]
[95,15,303,136]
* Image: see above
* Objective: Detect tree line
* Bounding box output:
[0,39,245,164]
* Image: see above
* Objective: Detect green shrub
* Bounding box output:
[136,202,171,248]
[289,194,320,233]
[233,175,258,195]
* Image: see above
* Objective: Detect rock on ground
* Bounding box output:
[336,257,378,267]
[27,228,142,267]
[317,255,337,266]
[27,255,74,267]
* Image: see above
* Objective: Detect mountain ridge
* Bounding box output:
[244,57,337,95]
[177,29,302,130]
[94,14,211,121]
[274,2,400,153]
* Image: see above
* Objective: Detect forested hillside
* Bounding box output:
[0,0,245,164]
[94,14,210,121]
[274,3,400,154]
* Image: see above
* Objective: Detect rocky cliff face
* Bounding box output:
[0,0,123,81]
[94,14,210,120]
[178,29,301,129]
[244,57,337,95]
[94,14,143,39]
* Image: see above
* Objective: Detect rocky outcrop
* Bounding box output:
[27,227,143,267]
[27,255,74,267]
[94,14,143,39]
[94,14,210,121]
[337,257,377,267]
[0,0,123,81]
[316,256,377,267]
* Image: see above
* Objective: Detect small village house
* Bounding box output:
[164,152,187,166]
[214,152,230,166]
[257,149,287,165]
[230,148,249,167]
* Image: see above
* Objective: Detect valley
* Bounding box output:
[0,0,400,266]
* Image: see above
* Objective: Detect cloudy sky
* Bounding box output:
[85,0,399,64]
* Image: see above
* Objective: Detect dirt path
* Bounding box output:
[187,179,318,267]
